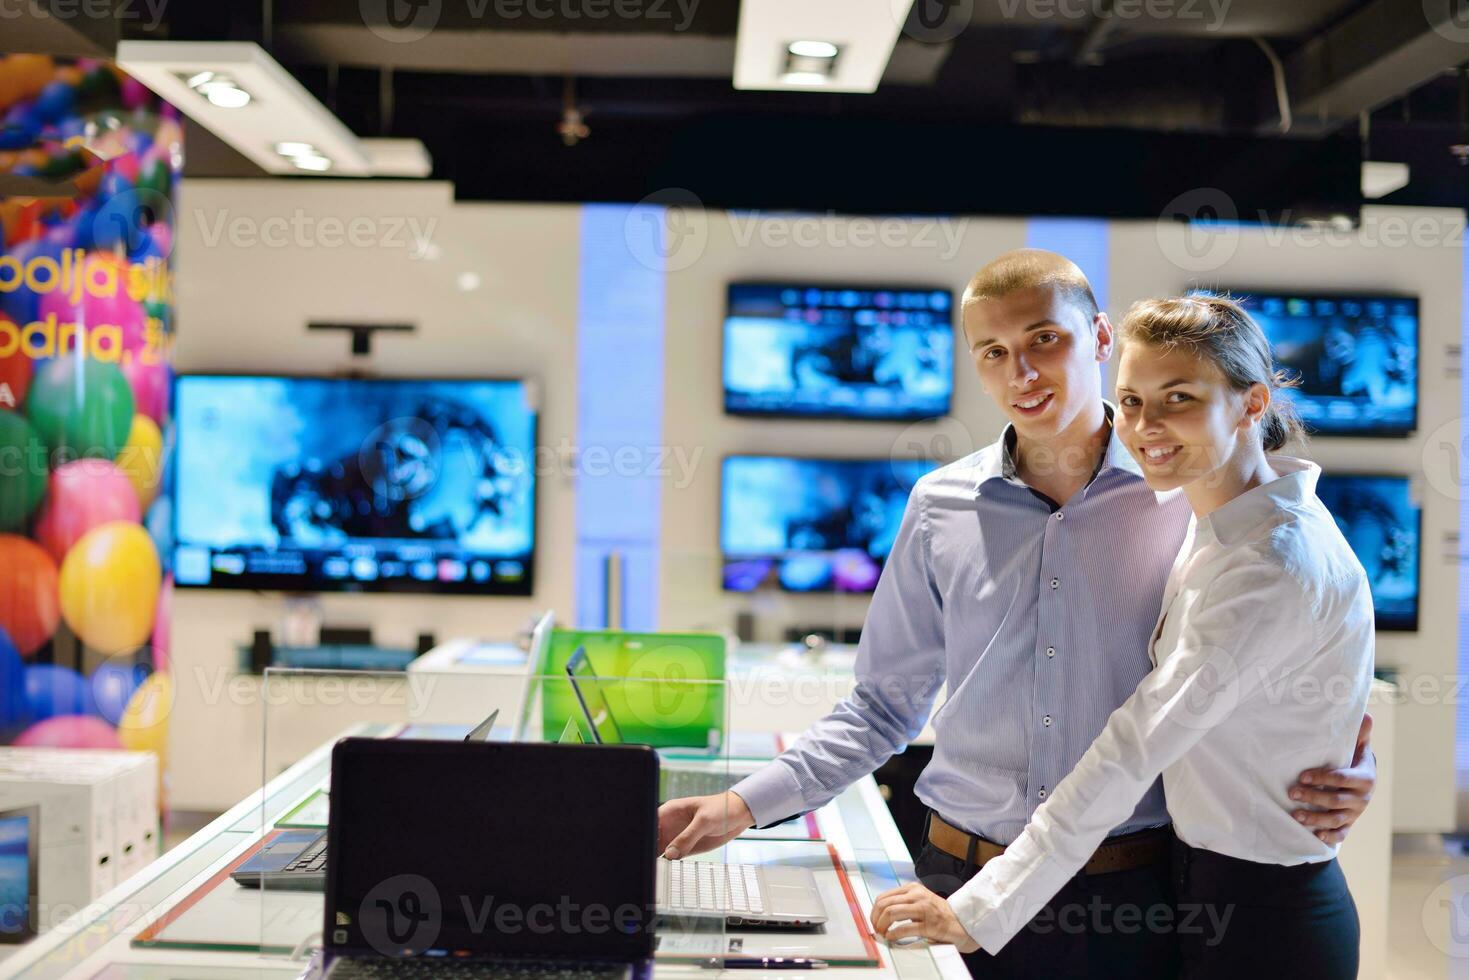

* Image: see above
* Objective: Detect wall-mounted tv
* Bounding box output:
[1315,473,1420,632]
[723,283,954,420]
[1204,290,1418,437]
[173,375,537,595]
[720,455,937,593]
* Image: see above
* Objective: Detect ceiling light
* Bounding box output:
[788,40,839,59]
[184,70,215,89]
[274,141,317,158]
[292,153,333,172]
[197,77,251,109]
[780,72,831,86]
[1361,161,1409,199]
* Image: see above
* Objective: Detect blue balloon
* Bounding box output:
[24,664,91,723]
[98,170,132,202]
[0,629,26,730]
[0,238,66,326]
[91,662,147,725]
[35,81,76,124]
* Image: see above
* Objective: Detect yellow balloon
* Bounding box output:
[118,671,171,761]
[58,521,160,652]
[117,415,164,511]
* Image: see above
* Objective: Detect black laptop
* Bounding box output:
[317,737,659,979]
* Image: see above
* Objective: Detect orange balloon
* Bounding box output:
[58,521,160,653]
[0,535,60,658]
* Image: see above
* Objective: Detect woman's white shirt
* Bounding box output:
[947,456,1375,954]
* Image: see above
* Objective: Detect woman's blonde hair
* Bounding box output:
[1119,294,1304,452]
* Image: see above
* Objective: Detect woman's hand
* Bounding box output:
[869,882,980,953]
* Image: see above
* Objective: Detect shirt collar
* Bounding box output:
[1196,456,1322,548]
[974,402,1141,492]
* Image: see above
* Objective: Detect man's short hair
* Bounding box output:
[961,249,1100,324]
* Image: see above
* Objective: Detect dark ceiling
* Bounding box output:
[12,0,1469,218]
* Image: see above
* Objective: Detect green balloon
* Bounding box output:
[0,409,46,532]
[26,356,134,463]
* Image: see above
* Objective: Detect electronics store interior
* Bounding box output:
[2,4,1469,979]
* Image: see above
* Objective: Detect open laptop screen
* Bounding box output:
[566,647,625,745]
[325,739,658,960]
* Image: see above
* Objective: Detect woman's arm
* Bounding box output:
[874,558,1320,953]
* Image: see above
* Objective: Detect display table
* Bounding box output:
[0,724,969,980]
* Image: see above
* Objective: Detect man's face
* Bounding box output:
[962,285,1111,443]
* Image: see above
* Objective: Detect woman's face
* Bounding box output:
[1115,341,1263,494]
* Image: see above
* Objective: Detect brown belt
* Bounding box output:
[927,812,1172,876]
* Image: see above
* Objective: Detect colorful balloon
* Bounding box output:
[150,574,171,672]
[0,534,59,657]
[58,520,159,652]
[33,458,141,562]
[14,714,121,749]
[120,360,168,424]
[0,628,25,729]
[26,354,134,461]
[91,661,147,725]
[116,414,163,510]
[23,662,89,721]
[0,408,45,531]
[117,670,170,758]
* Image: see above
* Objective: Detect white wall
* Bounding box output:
[169,180,582,808]
[169,186,1462,830]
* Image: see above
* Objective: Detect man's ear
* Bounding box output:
[1093,312,1115,362]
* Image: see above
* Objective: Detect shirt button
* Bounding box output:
[1055,512,1065,521]
[1038,789,1047,800]
[1050,578,1060,589]
[1046,647,1056,658]
[1043,715,1052,726]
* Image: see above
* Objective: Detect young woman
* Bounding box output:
[871,294,1372,978]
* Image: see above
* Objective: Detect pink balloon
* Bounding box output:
[121,359,170,424]
[120,77,150,112]
[151,574,171,672]
[112,155,141,185]
[14,714,122,749]
[80,284,147,356]
[33,459,142,563]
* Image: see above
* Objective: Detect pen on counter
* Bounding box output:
[700,957,828,970]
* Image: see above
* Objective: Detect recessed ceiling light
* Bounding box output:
[275,141,317,158]
[292,153,333,172]
[185,70,215,89]
[788,40,839,60]
[780,71,830,86]
[195,77,252,109]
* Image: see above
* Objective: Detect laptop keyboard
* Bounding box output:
[328,959,631,980]
[660,769,735,800]
[659,861,765,915]
[283,835,328,873]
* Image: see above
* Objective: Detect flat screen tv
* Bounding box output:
[723,283,954,420]
[1205,290,1418,437]
[173,375,537,595]
[720,455,937,593]
[1315,473,1420,632]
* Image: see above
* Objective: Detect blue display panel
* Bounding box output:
[720,455,937,593]
[0,808,36,943]
[1213,291,1418,437]
[723,284,954,420]
[174,376,537,595]
[1316,473,1421,632]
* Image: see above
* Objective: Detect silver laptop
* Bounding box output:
[564,645,827,927]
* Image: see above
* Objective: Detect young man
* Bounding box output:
[658,250,1376,979]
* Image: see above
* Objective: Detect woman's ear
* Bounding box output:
[1240,382,1270,432]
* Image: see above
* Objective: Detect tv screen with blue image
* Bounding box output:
[721,455,937,593]
[174,376,537,595]
[1211,290,1418,437]
[0,807,36,943]
[1315,474,1420,631]
[724,283,954,420]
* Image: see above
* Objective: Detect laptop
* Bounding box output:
[564,646,826,928]
[318,738,659,979]
[233,709,499,891]
[564,646,743,801]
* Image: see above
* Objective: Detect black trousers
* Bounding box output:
[914,839,1180,980]
[1172,838,1359,980]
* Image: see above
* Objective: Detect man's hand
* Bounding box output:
[658,791,755,860]
[869,882,979,953]
[1290,711,1376,845]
